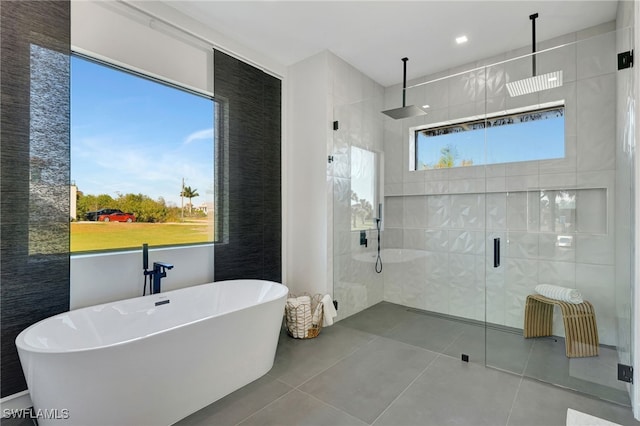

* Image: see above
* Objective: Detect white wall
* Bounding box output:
[286,51,331,296]
[69,1,218,309]
[71,245,214,309]
[285,50,386,320]
[68,1,286,308]
[72,1,212,95]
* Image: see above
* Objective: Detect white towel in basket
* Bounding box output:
[535,284,583,304]
[286,296,312,338]
[321,294,337,326]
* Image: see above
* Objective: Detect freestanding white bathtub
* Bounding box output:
[15,279,288,426]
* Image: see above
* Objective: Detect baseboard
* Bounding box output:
[0,390,32,418]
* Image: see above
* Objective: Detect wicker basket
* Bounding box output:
[284,293,324,339]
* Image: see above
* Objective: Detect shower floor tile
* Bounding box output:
[298,337,438,424]
[508,378,638,426]
[237,389,367,426]
[374,355,520,426]
[336,301,419,336]
[269,324,376,387]
[380,311,465,353]
[175,374,292,426]
[178,302,639,426]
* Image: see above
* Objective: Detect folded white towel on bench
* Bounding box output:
[535,284,583,304]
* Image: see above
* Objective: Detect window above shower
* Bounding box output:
[351,146,381,231]
[414,104,565,170]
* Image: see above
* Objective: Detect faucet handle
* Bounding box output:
[153,261,174,270]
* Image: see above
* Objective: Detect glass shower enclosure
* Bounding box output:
[332,25,635,406]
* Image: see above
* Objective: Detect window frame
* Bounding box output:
[413,102,566,171]
[70,52,222,254]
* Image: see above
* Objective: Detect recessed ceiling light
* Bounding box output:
[455,35,468,44]
[422,104,430,109]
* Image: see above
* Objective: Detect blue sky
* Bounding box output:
[71,56,214,207]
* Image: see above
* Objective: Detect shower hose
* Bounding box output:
[375,218,383,273]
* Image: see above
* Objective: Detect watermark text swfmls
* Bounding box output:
[2,408,70,420]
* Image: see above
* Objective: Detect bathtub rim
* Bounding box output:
[15,279,288,355]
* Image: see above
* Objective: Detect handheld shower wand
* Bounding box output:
[142,243,149,295]
[375,203,383,274]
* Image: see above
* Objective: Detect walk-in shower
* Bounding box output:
[331,23,635,407]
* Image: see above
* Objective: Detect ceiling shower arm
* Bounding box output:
[530,13,538,76]
[402,57,408,107]
[381,57,426,119]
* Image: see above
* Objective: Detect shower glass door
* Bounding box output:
[484,27,634,406]
[384,65,490,364]
[331,99,385,320]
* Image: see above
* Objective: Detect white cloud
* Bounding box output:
[72,134,214,206]
[184,128,213,144]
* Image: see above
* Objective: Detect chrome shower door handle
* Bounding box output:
[493,238,500,268]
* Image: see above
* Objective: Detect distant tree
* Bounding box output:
[350,190,374,228]
[461,159,474,166]
[76,193,115,220]
[76,192,170,223]
[180,186,200,214]
[435,144,458,169]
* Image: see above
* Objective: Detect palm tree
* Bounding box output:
[180,186,200,214]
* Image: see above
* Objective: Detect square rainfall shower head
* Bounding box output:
[506,70,563,97]
[381,104,427,120]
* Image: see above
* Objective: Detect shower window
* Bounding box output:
[414,105,565,170]
[351,146,380,231]
[70,54,216,252]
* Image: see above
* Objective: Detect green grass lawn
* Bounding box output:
[71,221,212,252]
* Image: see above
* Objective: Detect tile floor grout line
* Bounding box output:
[521,335,536,377]
[369,353,443,426]
[296,388,372,426]
[235,333,382,426]
[233,387,297,426]
[292,335,382,391]
[439,325,469,355]
[504,374,525,426]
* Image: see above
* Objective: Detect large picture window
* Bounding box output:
[415,106,565,170]
[71,55,215,252]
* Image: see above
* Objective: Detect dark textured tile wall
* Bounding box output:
[0,1,71,397]
[213,51,282,283]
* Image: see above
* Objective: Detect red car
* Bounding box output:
[98,212,136,223]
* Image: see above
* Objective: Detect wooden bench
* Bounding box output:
[523,294,599,358]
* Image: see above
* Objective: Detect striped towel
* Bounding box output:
[535,284,583,304]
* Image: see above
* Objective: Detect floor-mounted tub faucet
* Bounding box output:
[142,243,174,295]
[150,262,173,294]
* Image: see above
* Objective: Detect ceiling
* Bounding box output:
[167,1,619,87]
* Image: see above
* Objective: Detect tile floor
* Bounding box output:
[178,302,639,426]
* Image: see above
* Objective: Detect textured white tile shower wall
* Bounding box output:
[382,23,619,345]
[328,52,385,320]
